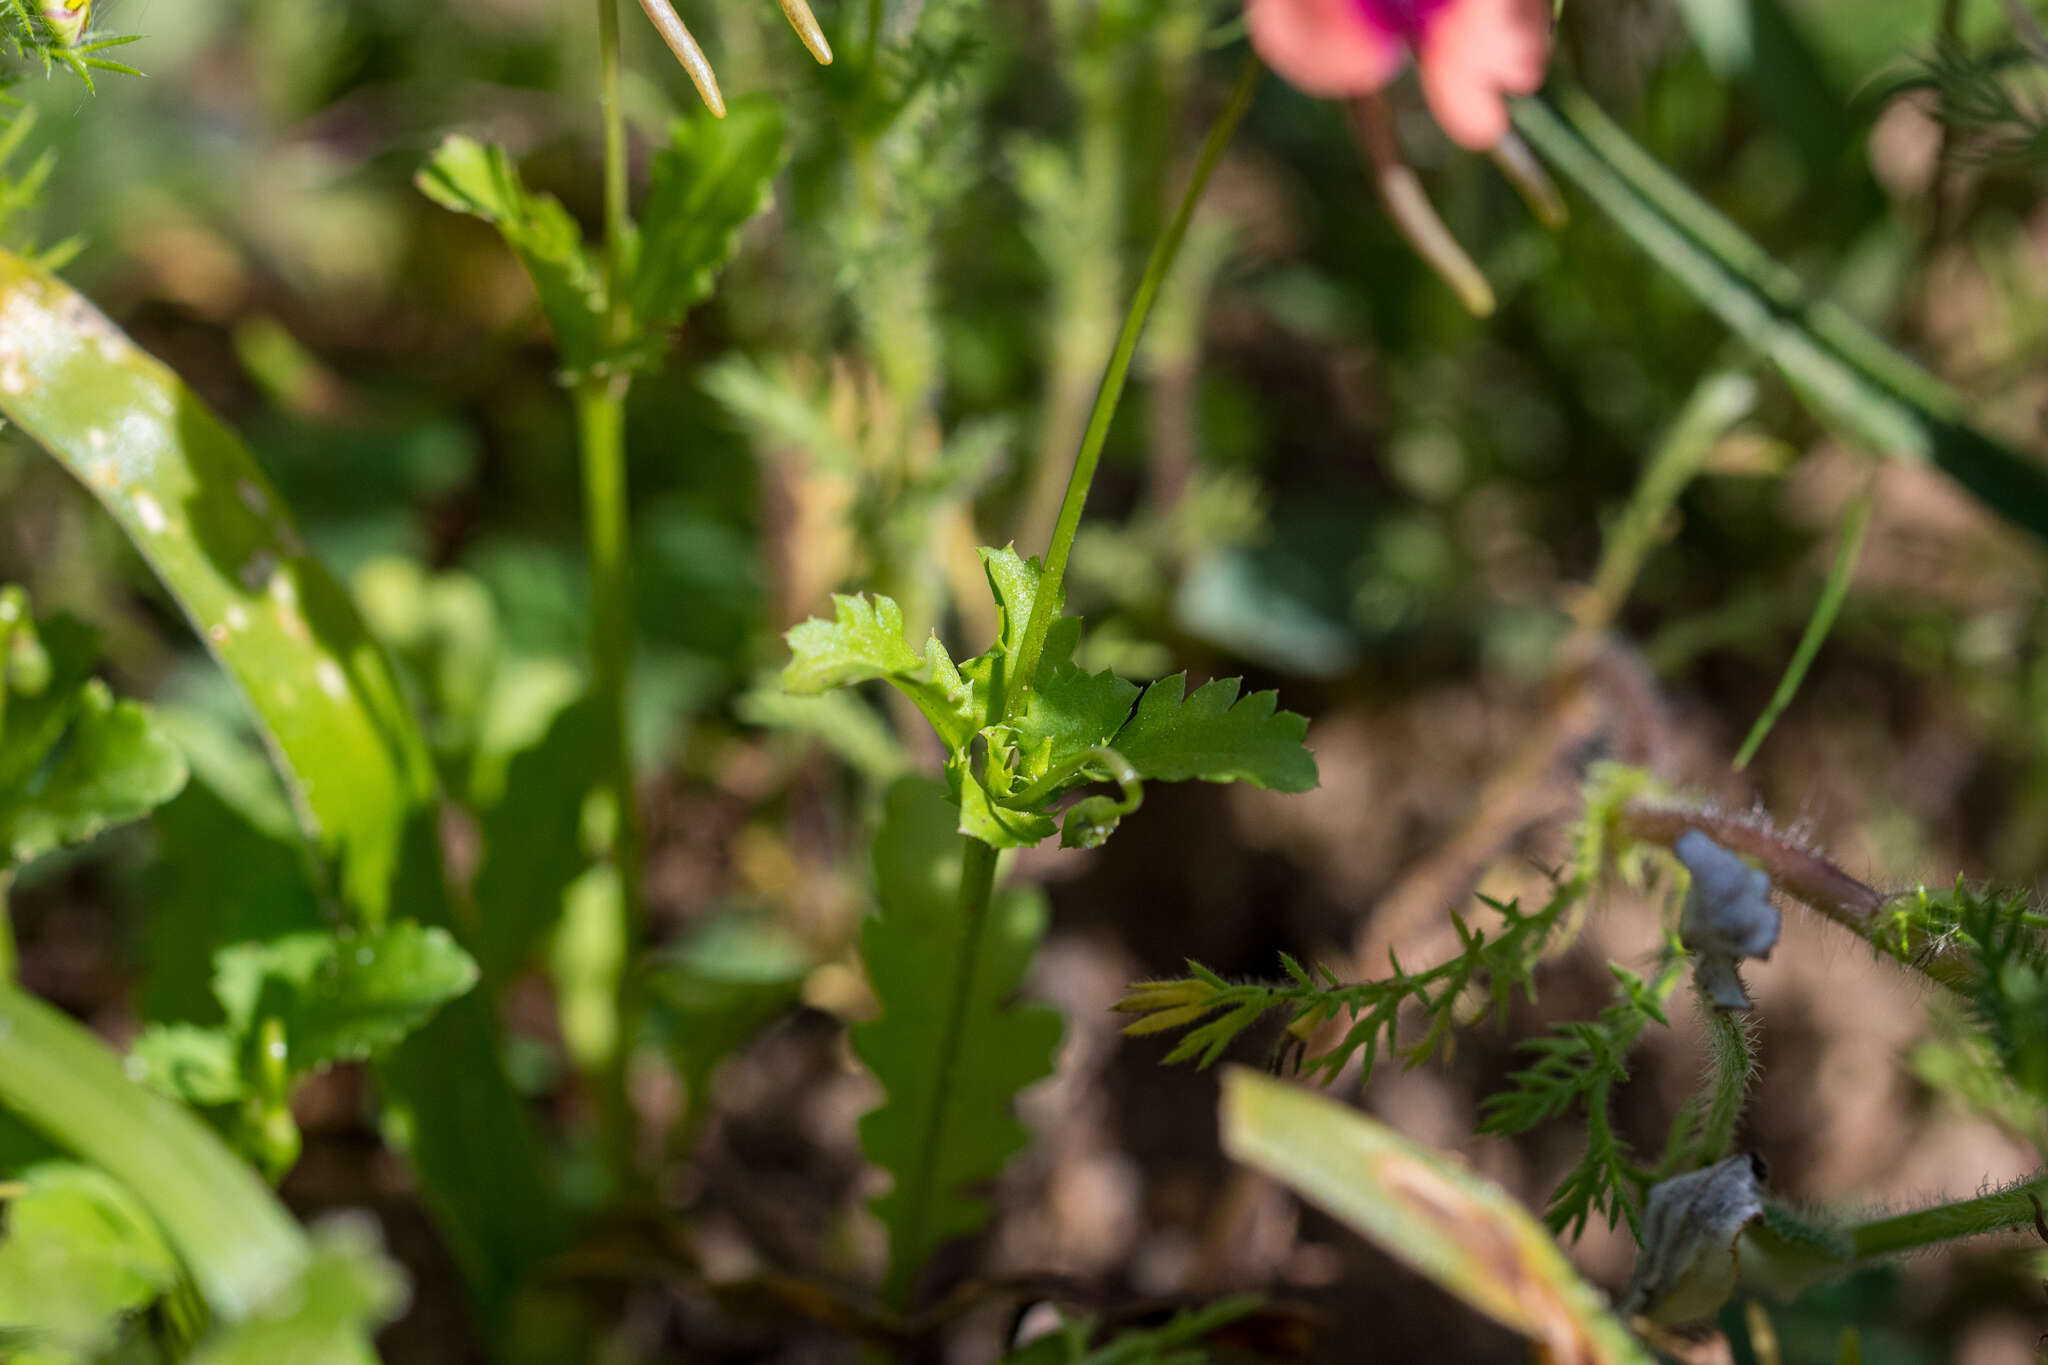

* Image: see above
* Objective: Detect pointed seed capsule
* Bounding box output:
[635,0,728,118]
[777,0,833,64]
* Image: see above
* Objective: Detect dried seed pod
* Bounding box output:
[1622,1152,1768,1324]
[1675,829,1780,1011]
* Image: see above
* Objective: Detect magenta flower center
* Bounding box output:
[1351,0,1452,41]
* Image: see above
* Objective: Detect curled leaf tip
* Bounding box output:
[778,0,834,64]
[635,0,728,117]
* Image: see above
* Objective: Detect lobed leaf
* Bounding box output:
[1111,673,1317,792]
[0,1162,179,1360]
[415,135,617,377]
[854,777,1061,1304]
[213,922,480,1074]
[630,98,786,329]
[782,594,979,754]
[0,607,185,870]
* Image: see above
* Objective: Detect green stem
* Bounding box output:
[1731,479,1872,770]
[0,985,308,1319]
[1847,1172,2048,1259]
[1000,55,1260,727]
[885,834,1000,1309]
[584,0,645,1191]
[0,871,14,986]
[1695,1007,1754,1164]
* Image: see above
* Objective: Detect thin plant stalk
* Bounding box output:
[1001,54,1261,727]
[583,0,647,1191]
[894,53,1263,1303]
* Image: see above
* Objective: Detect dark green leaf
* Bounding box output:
[854,778,1061,1303]
[1110,673,1317,792]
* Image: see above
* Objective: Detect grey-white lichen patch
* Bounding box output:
[1622,1152,1768,1325]
[1675,829,1780,1011]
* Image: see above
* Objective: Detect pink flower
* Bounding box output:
[1247,0,1553,150]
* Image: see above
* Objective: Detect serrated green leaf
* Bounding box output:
[0,606,185,869]
[783,594,979,754]
[630,98,785,329]
[1220,1069,1651,1364]
[1109,673,1316,792]
[1006,660,1138,794]
[184,1216,406,1365]
[127,1024,243,1106]
[0,1162,179,1361]
[214,922,480,1074]
[854,778,1061,1304]
[1,678,185,867]
[415,135,619,377]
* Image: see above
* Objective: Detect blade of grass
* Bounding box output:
[1512,91,2048,546]
[1732,479,1874,770]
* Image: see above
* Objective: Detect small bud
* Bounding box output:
[1623,1153,1768,1325]
[40,1,88,46]
[1675,829,1780,1011]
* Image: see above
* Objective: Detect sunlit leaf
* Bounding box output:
[0,1162,179,1361]
[1111,673,1317,792]
[630,97,786,329]
[1219,1068,1650,1364]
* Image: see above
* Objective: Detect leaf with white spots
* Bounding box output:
[0,246,434,924]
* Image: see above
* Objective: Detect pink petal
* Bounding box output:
[1248,0,1407,100]
[1415,0,1552,149]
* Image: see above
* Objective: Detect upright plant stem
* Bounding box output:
[583,0,645,1190]
[0,872,14,986]
[1000,55,1260,725]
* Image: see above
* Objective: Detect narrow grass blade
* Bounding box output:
[1733,481,1873,770]
[1512,92,2048,546]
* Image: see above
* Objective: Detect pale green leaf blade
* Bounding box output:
[0,247,435,924]
[630,97,786,328]
[0,1162,180,1359]
[1,679,185,866]
[414,135,612,375]
[854,778,1062,1304]
[126,1024,244,1106]
[213,923,481,1074]
[1220,1068,1650,1365]
[1111,673,1316,792]
[782,594,978,754]
[184,1216,407,1365]
[0,987,308,1320]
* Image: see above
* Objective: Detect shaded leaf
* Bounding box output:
[854,778,1061,1303]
